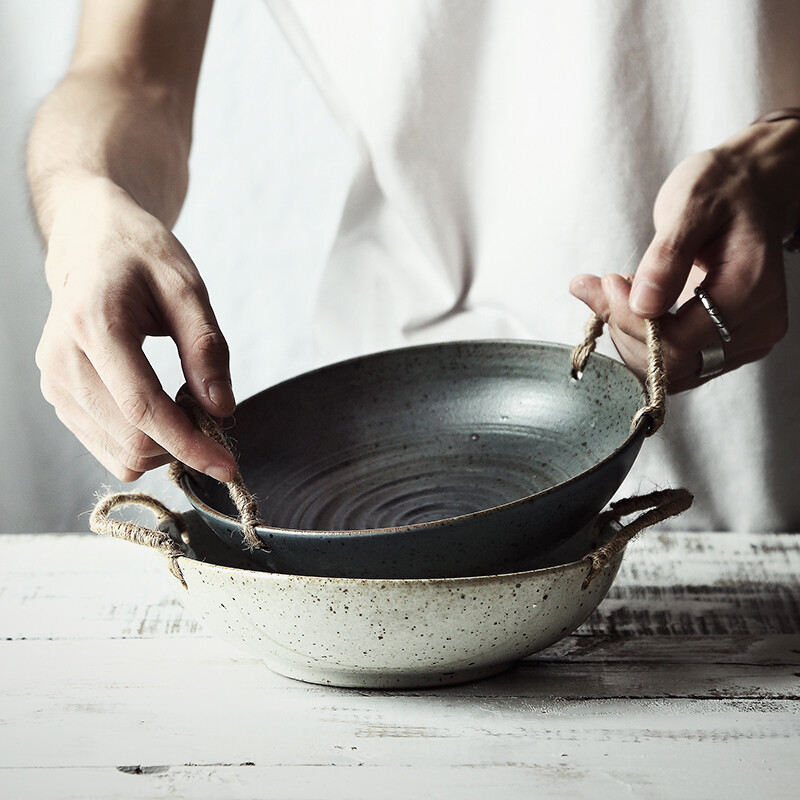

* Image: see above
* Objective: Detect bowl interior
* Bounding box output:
[190,340,644,534]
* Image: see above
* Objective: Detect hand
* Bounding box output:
[570,118,799,392]
[36,176,237,481]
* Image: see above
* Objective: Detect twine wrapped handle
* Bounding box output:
[570,314,666,436]
[168,387,263,551]
[90,493,191,588]
[90,387,264,588]
[90,485,691,591]
[582,487,693,588]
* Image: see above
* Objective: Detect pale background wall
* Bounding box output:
[0,0,356,532]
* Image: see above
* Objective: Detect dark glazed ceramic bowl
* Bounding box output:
[180,340,649,578]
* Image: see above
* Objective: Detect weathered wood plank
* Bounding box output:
[1,637,799,773]
[0,534,204,640]
[1,635,798,706]
[1,757,798,800]
[2,529,798,800]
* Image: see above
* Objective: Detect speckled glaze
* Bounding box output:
[169,512,623,688]
[183,340,648,579]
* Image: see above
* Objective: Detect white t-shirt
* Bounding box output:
[266,0,800,531]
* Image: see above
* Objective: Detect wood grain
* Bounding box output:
[1,529,798,799]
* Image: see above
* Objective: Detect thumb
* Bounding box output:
[631,154,730,318]
[629,234,701,318]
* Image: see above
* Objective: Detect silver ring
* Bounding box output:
[694,286,732,343]
[697,340,725,378]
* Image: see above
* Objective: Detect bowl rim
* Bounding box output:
[176,516,624,589]
[178,535,622,587]
[181,338,649,539]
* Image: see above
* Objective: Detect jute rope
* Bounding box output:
[88,486,692,591]
[90,389,264,588]
[89,492,190,587]
[570,314,667,436]
[581,487,693,588]
[168,388,263,551]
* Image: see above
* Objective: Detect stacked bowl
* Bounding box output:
[94,338,686,687]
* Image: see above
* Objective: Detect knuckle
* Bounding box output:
[35,322,65,373]
[162,260,207,304]
[39,374,58,406]
[34,340,47,372]
[661,340,696,371]
[649,239,690,275]
[192,325,229,360]
[62,301,96,343]
[53,406,76,433]
[121,450,154,475]
[35,341,55,376]
[120,427,163,462]
[118,391,157,431]
[116,465,144,483]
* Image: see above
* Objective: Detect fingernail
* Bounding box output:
[630,279,662,315]
[208,380,235,412]
[570,279,588,302]
[207,464,233,483]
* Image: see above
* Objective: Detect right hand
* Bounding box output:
[36,176,237,482]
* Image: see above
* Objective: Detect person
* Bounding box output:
[28,0,800,530]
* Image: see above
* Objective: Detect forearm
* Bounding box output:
[27,64,192,243]
[27,0,235,483]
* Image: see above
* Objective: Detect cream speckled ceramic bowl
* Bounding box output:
[168,512,622,688]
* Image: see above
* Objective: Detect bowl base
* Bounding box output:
[263,657,514,689]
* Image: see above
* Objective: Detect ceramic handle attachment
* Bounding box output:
[582,487,693,588]
[89,492,190,588]
[570,314,666,436]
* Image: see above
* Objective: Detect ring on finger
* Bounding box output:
[697,339,725,378]
[694,286,731,378]
[694,286,732,342]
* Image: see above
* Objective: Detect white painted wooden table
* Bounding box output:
[1,529,798,799]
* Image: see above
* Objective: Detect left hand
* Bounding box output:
[570,116,800,392]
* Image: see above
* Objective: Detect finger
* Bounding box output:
[569,274,610,319]
[630,225,720,318]
[53,396,172,481]
[600,273,651,340]
[38,327,169,463]
[599,275,705,384]
[661,275,787,361]
[67,355,170,462]
[153,261,236,418]
[630,154,734,318]
[83,326,236,481]
[571,273,652,382]
[611,287,781,387]
[667,346,774,394]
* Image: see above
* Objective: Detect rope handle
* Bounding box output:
[168,387,263,550]
[581,487,693,588]
[89,388,266,588]
[90,486,691,590]
[570,314,666,436]
[89,492,191,588]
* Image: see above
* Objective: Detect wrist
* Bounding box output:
[750,109,800,246]
[35,170,120,241]
[44,174,136,291]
